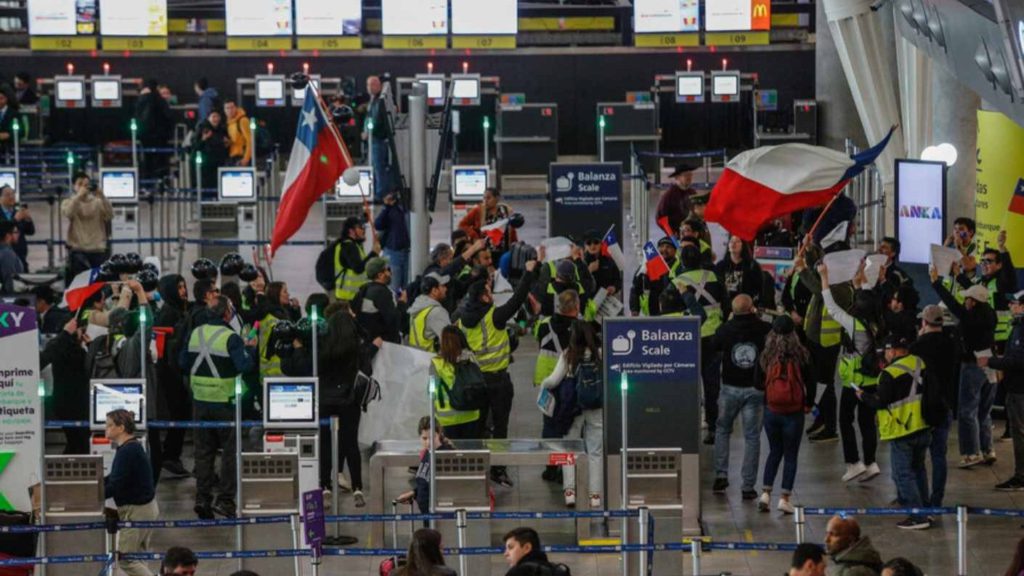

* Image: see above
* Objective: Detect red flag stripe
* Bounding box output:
[1011,195,1024,216]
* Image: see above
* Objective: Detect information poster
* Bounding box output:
[548,163,622,247]
[633,0,699,33]
[705,0,771,31]
[99,0,166,36]
[0,304,41,513]
[451,0,517,35]
[382,0,448,35]
[894,160,946,265]
[976,109,1024,262]
[295,0,361,36]
[28,0,96,35]
[225,0,293,36]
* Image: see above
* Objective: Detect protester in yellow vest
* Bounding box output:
[430,326,482,439]
[857,335,932,531]
[332,216,380,302]
[257,281,302,384]
[533,290,577,484]
[408,272,452,352]
[628,237,681,317]
[979,231,1018,347]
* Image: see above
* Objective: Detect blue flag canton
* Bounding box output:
[644,242,658,260]
[295,86,325,152]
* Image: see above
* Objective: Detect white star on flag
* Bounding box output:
[301,108,318,130]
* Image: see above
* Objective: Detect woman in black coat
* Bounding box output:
[41,317,90,454]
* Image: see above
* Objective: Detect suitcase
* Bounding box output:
[378,500,415,576]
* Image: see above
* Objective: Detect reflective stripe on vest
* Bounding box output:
[431,357,480,427]
[409,305,437,352]
[837,320,879,388]
[458,308,511,373]
[258,313,283,380]
[533,318,564,386]
[334,241,368,301]
[877,355,929,441]
[188,325,236,403]
[942,277,967,305]
[674,269,722,337]
[819,306,842,348]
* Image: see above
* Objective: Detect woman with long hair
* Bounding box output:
[393,528,457,576]
[757,315,814,514]
[541,318,605,509]
[257,280,302,383]
[431,326,482,440]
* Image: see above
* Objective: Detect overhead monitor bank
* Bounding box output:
[225,0,293,36]
[633,0,700,33]
[294,0,361,36]
[450,0,517,35]
[98,0,168,36]
[382,0,448,35]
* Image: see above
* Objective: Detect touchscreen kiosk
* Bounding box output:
[711,71,741,102]
[100,168,138,203]
[335,166,373,201]
[55,76,86,109]
[255,76,286,107]
[264,378,319,430]
[450,74,481,106]
[91,77,122,108]
[90,380,146,432]
[675,72,705,103]
[0,169,17,201]
[218,168,257,203]
[415,74,446,106]
[451,165,489,201]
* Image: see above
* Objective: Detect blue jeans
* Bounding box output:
[762,410,804,494]
[890,429,931,522]
[714,385,764,491]
[371,137,390,202]
[929,411,952,507]
[383,248,409,292]
[958,364,996,456]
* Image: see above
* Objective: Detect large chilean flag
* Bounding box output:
[706,128,894,241]
[270,84,353,255]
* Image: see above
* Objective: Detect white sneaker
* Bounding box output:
[589,494,602,509]
[564,489,576,508]
[858,462,881,482]
[757,491,770,513]
[353,490,366,508]
[842,461,867,482]
[337,473,353,493]
[959,454,984,469]
[777,498,795,515]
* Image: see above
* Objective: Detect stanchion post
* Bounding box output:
[690,539,702,576]
[794,505,806,544]
[195,153,203,223]
[12,118,19,171]
[130,118,138,170]
[290,513,301,576]
[957,505,968,576]
[428,374,437,529]
[106,527,116,576]
[330,415,340,537]
[638,506,649,576]
[620,372,629,576]
[456,508,469,576]
[36,381,47,576]
[235,375,244,573]
[483,116,491,168]
[599,115,606,163]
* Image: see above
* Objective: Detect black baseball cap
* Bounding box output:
[668,163,698,178]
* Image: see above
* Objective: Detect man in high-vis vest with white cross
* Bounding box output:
[179,295,257,520]
[858,335,932,531]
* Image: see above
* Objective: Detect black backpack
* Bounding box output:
[440,360,488,411]
[521,561,571,576]
[315,241,341,292]
[87,334,122,379]
[573,360,604,410]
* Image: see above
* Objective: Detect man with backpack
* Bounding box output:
[502,527,570,576]
[533,290,578,487]
[318,216,379,302]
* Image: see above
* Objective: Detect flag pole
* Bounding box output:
[799,191,844,257]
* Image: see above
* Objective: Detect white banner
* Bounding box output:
[0,304,42,513]
[359,343,434,446]
[823,249,866,286]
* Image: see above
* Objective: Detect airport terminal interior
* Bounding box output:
[2,0,1024,575]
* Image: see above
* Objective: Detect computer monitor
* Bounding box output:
[756,89,778,111]
[100,168,138,203]
[55,77,86,108]
[91,77,122,107]
[415,74,445,106]
[291,76,321,105]
[264,378,319,430]
[451,165,489,201]
[218,168,257,203]
[90,380,146,432]
[335,166,373,201]
[711,71,741,102]
[0,169,17,201]
[675,72,705,103]
[255,76,286,107]
[450,74,481,106]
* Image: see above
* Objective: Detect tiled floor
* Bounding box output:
[31,183,1024,575]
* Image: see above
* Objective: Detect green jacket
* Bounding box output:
[799,263,855,346]
[830,536,883,576]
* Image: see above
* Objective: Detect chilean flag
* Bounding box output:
[706,128,894,241]
[62,268,107,312]
[480,218,509,247]
[270,84,353,256]
[655,216,679,247]
[642,241,670,281]
[601,226,626,271]
[1010,178,1024,216]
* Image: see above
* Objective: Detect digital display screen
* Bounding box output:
[295,0,360,36]
[292,77,320,101]
[415,76,445,103]
[712,74,739,96]
[266,382,317,425]
[756,89,778,111]
[382,0,448,35]
[451,0,517,35]
[56,80,85,102]
[634,0,699,34]
[92,79,120,101]
[452,167,488,200]
[706,0,771,32]
[225,0,293,36]
[91,382,144,427]
[336,168,373,199]
[895,160,946,265]
[0,171,17,197]
[99,0,166,36]
[256,79,285,101]
[29,0,96,35]
[452,78,480,100]
[101,170,137,200]
[220,169,256,200]
[676,75,703,97]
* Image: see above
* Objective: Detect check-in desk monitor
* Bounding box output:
[0,169,17,200]
[264,378,319,430]
[256,76,287,107]
[451,74,481,106]
[675,72,705,103]
[92,77,122,107]
[711,71,741,102]
[218,168,257,203]
[415,74,446,106]
[451,165,488,201]
[90,380,146,432]
[335,166,373,201]
[55,77,86,108]
[101,168,138,204]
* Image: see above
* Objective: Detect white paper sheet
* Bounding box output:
[862,254,889,290]
[930,244,963,278]
[541,237,574,262]
[822,249,866,286]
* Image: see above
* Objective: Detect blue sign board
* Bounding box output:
[548,162,623,245]
[302,489,326,557]
[603,316,701,454]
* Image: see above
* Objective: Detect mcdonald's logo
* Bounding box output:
[753,4,768,17]
[751,0,771,30]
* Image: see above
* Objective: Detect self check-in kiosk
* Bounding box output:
[449,165,489,232]
[0,168,17,199]
[54,76,87,109]
[101,167,140,254]
[88,380,147,474]
[91,76,123,109]
[324,166,373,240]
[199,167,257,263]
[260,377,320,501]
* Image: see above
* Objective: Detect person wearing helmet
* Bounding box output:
[331,216,380,302]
